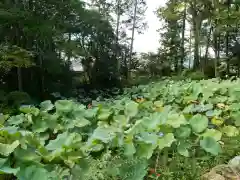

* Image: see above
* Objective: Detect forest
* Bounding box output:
[1,0,240,179]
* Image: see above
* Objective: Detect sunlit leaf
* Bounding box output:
[222,126,239,137]
[211,117,224,126]
[46,132,76,150]
[40,100,54,112]
[73,118,91,128]
[125,101,139,118]
[0,140,20,156]
[167,113,187,128]
[97,109,112,121]
[55,100,74,113]
[91,126,117,143]
[158,133,176,150]
[20,106,39,116]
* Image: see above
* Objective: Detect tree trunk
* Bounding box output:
[204,22,213,72]
[67,32,72,61]
[129,0,138,76]
[180,1,186,73]
[226,2,230,75]
[189,28,192,69]
[17,68,23,91]
[116,0,121,75]
[123,49,128,79]
[213,31,219,77]
[193,19,200,70]
[236,4,239,77]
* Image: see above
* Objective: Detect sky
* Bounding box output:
[72,0,167,71]
[133,0,166,53]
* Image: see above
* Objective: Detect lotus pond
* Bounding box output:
[0,78,240,180]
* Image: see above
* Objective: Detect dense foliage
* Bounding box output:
[0,0,147,100]
[149,0,240,78]
[0,79,240,179]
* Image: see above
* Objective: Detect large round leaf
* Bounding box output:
[200,137,222,156]
[0,140,20,156]
[17,165,48,180]
[202,129,222,141]
[137,143,155,159]
[55,100,74,113]
[175,125,191,139]
[40,100,54,112]
[91,126,117,143]
[97,109,112,121]
[177,141,191,157]
[125,101,139,118]
[167,113,187,128]
[189,114,208,133]
[158,133,176,150]
[124,141,136,156]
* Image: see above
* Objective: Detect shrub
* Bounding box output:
[180,70,206,80]
[5,91,32,106]
[1,91,32,114]
[187,71,206,80]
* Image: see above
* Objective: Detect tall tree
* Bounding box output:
[0,0,127,100]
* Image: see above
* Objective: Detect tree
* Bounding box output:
[0,0,128,100]
[127,0,147,76]
[157,0,182,73]
[156,0,240,78]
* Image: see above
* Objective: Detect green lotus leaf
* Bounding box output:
[177,141,191,157]
[137,143,155,159]
[124,141,136,156]
[202,129,222,141]
[73,118,91,128]
[14,148,41,162]
[45,132,76,150]
[7,114,25,126]
[125,101,139,118]
[167,113,187,128]
[189,114,208,133]
[0,140,20,156]
[158,133,176,150]
[231,111,240,127]
[200,137,222,156]
[175,125,192,139]
[97,109,112,121]
[17,165,48,180]
[40,100,54,112]
[91,126,117,143]
[222,125,239,137]
[55,100,74,113]
[19,106,39,116]
[0,158,19,175]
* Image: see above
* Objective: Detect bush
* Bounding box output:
[180,70,206,80]
[5,91,32,106]
[187,71,206,80]
[1,91,32,114]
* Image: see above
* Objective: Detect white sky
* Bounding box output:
[72,0,166,71]
[133,0,166,53]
